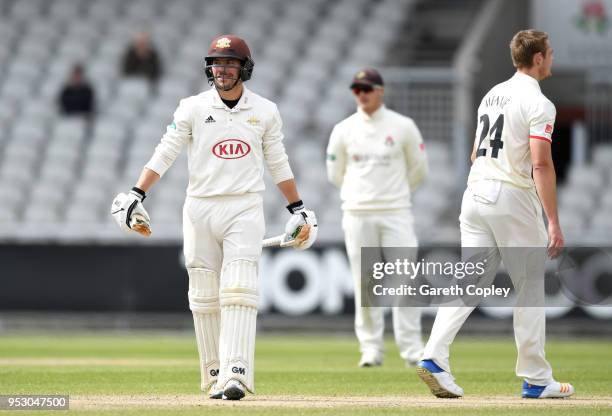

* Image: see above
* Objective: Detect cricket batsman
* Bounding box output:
[416,30,574,399]
[111,35,317,400]
[326,68,428,367]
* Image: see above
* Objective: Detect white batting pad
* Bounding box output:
[188,268,220,391]
[217,259,259,393]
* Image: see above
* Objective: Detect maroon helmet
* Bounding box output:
[204,34,254,82]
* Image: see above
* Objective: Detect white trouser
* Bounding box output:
[183,193,264,392]
[343,209,424,363]
[422,181,553,385]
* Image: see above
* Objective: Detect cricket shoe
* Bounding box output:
[416,359,464,398]
[358,351,382,367]
[208,384,223,400]
[522,381,574,399]
[222,379,246,401]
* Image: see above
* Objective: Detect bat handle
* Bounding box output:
[262,235,284,248]
[262,234,297,248]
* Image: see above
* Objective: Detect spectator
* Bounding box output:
[121,32,163,83]
[58,64,95,118]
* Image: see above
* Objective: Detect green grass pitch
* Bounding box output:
[0,332,611,415]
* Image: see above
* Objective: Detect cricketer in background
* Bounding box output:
[326,68,428,368]
[111,35,317,401]
[416,30,574,399]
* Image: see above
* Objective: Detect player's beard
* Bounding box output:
[214,73,240,92]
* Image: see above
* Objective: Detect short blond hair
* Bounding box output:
[509,30,549,69]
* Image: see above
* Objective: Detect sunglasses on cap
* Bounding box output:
[351,85,374,95]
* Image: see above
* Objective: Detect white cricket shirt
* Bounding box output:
[326,105,428,211]
[468,72,556,188]
[145,86,294,197]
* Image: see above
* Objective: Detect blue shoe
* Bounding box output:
[522,381,574,399]
[416,360,464,398]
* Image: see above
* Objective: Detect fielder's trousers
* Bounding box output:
[343,209,424,363]
[422,180,553,385]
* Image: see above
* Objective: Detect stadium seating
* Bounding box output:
[0,0,414,243]
[1,0,601,246]
[556,152,612,244]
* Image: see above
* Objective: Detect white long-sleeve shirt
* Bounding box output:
[468,72,556,188]
[145,86,294,197]
[326,105,428,211]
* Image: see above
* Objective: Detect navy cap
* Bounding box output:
[350,68,384,88]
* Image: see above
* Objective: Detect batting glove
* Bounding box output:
[284,200,318,250]
[110,187,152,237]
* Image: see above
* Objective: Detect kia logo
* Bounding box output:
[213,139,251,159]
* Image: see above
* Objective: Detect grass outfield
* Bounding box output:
[0,332,611,415]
